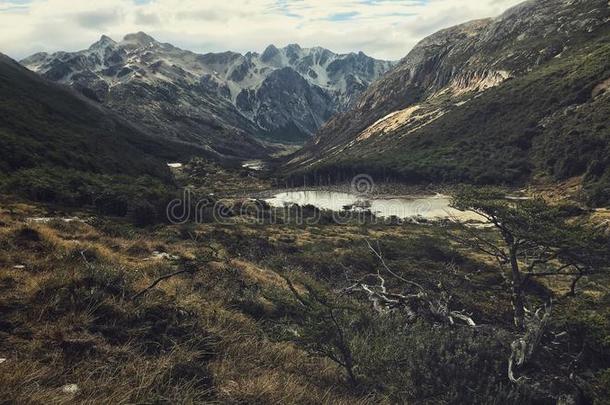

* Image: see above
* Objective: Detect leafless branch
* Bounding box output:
[343,240,477,327]
[132,245,222,300]
[132,268,195,300]
[365,239,426,291]
[447,215,508,261]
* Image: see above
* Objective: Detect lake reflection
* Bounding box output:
[265,190,481,221]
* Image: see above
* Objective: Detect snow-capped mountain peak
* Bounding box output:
[89,35,117,50]
[122,32,157,47]
[21,33,394,142]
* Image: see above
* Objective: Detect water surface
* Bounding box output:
[242,160,266,171]
[265,190,481,221]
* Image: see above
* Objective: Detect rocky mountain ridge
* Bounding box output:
[289,0,609,169]
[287,0,610,197]
[22,35,393,148]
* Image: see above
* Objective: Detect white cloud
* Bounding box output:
[0,0,524,60]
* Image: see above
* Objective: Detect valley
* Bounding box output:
[1,0,609,403]
[285,0,610,207]
[1,158,609,403]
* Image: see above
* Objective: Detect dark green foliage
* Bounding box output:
[270,274,361,385]
[353,319,525,404]
[204,228,278,262]
[0,55,195,179]
[0,53,208,224]
[452,186,610,272]
[270,274,533,403]
[128,199,159,227]
[451,186,610,329]
[550,294,610,404]
[553,294,610,372]
[596,369,610,405]
[2,166,176,224]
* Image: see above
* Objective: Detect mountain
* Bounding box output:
[0,52,197,178]
[22,35,393,145]
[0,51,214,218]
[21,34,268,160]
[287,0,610,204]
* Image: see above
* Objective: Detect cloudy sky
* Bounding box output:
[0,0,524,60]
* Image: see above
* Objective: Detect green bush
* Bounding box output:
[2,166,177,225]
[269,275,536,403]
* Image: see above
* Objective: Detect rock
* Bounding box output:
[62,384,79,394]
[557,394,577,405]
[26,217,84,224]
[145,251,180,261]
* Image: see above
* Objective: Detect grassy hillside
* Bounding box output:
[289,31,610,206]
[0,53,209,220]
[0,54,197,177]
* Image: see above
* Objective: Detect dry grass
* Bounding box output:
[0,203,373,404]
[3,198,607,403]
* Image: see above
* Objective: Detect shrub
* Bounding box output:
[129,199,158,227]
[271,277,536,403]
[2,166,177,224]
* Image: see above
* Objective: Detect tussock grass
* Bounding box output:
[1,201,608,403]
[0,206,374,404]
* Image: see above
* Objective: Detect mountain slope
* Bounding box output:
[0,51,217,219]
[21,33,268,160]
[0,52,198,178]
[287,0,610,204]
[22,36,393,144]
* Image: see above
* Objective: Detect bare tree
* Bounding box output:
[279,273,360,386]
[449,187,609,331]
[508,303,552,383]
[449,187,609,385]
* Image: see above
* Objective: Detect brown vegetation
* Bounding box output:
[0,196,608,403]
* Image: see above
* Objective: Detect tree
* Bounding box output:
[272,267,524,402]
[276,273,360,386]
[450,187,609,331]
[273,240,478,389]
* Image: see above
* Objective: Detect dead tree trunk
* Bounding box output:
[340,240,477,327]
[508,303,552,383]
[509,246,526,332]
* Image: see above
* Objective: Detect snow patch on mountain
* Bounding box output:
[22,33,394,141]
